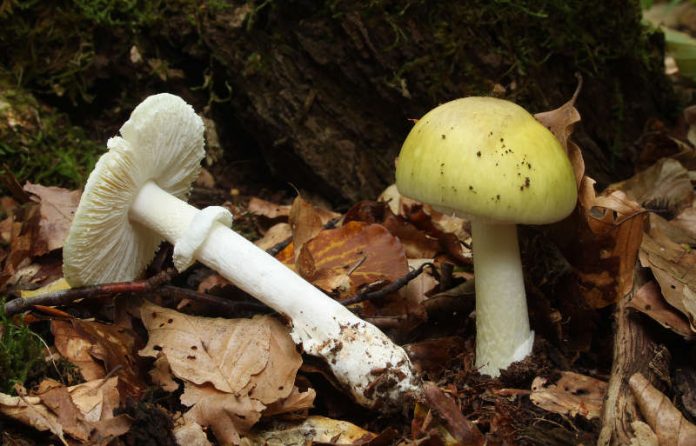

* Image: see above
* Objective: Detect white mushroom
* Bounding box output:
[63,93,420,409]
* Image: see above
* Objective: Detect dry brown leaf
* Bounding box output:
[239,315,303,404]
[297,221,408,297]
[573,177,646,308]
[639,214,696,328]
[607,158,693,215]
[247,197,291,220]
[23,182,80,254]
[254,222,292,250]
[138,302,308,444]
[530,371,607,419]
[630,372,696,446]
[140,302,292,395]
[181,383,265,445]
[262,386,316,417]
[534,87,585,187]
[241,415,376,446]
[150,355,180,392]
[173,419,213,446]
[673,207,696,238]
[51,319,145,399]
[627,281,693,338]
[0,377,126,444]
[289,196,340,261]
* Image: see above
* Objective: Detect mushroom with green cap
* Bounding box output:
[63,93,420,409]
[395,96,577,377]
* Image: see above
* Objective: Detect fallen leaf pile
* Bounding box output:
[138,301,314,444]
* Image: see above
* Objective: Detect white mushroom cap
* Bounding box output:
[63,93,205,286]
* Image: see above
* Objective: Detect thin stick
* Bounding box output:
[159,285,270,314]
[3,269,175,316]
[265,217,340,257]
[339,262,434,306]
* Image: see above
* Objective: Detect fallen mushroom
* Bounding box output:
[62,93,420,409]
[395,97,577,377]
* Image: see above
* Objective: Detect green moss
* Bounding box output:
[0,303,47,394]
[0,78,104,190]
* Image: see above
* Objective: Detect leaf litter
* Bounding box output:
[2,87,696,445]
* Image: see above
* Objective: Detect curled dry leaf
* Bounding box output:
[627,281,693,338]
[247,197,291,220]
[572,177,646,308]
[534,83,585,187]
[530,371,607,420]
[23,182,81,255]
[181,383,265,445]
[51,319,146,399]
[173,420,212,446]
[0,377,128,444]
[254,222,292,251]
[289,195,340,261]
[606,158,693,216]
[639,214,696,329]
[629,372,696,446]
[241,415,376,446]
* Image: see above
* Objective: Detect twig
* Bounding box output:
[159,285,271,314]
[3,269,175,316]
[265,217,340,257]
[339,262,434,306]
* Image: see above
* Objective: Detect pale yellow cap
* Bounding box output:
[395,97,577,225]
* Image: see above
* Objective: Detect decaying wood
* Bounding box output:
[598,271,671,446]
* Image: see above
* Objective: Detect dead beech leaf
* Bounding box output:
[247,197,291,220]
[628,281,693,338]
[607,158,693,215]
[530,371,607,419]
[0,377,126,444]
[630,372,696,446]
[289,195,340,261]
[139,302,301,398]
[51,319,145,399]
[150,355,179,392]
[673,207,696,238]
[262,386,316,417]
[241,415,376,446]
[254,222,292,250]
[297,221,408,297]
[174,420,212,446]
[181,383,265,445]
[639,214,696,328]
[534,86,585,187]
[23,182,80,254]
[573,177,646,308]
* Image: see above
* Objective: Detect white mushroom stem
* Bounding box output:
[130,181,419,408]
[471,220,534,377]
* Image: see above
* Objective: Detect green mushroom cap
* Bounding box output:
[395,97,577,225]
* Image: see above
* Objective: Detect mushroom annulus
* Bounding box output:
[63,93,420,409]
[395,97,577,377]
